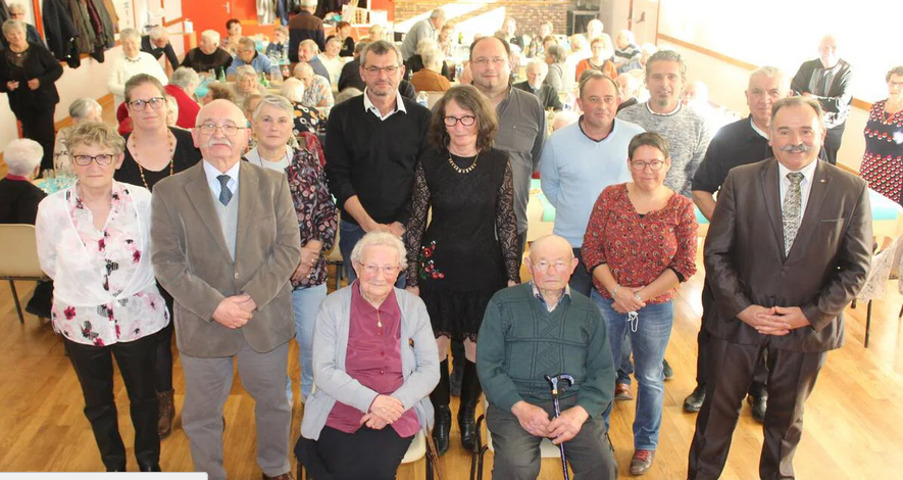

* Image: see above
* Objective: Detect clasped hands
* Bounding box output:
[612,286,646,314]
[511,401,588,445]
[212,293,257,329]
[6,79,39,91]
[738,305,810,336]
[361,394,405,430]
[292,244,321,282]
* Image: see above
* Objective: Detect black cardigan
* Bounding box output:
[0,43,64,115]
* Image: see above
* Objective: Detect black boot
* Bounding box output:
[449,339,465,396]
[458,360,482,451]
[431,359,451,456]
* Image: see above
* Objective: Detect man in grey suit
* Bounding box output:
[151,99,301,480]
[687,96,873,479]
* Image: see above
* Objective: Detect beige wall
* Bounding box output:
[659,38,868,173]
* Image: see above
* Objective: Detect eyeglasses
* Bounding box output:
[363,65,400,75]
[128,97,166,111]
[72,153,116,166]
[630,159,666,171]
[359,263,400,276]
[196,122,245,137]
[472,57,507,67]
[443,115,476,127]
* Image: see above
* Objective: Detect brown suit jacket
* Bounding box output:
[703,158,872,352]
[151,161,302,357]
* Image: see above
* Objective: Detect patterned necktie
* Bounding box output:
[782,172,804,255]
[217,174,232,206]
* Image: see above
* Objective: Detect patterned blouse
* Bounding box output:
[35,182,169,346]
[292,101,327,139]
[861,99,903,203]
[302,75,335,109]
[285,147,338,288]
[581,183,698,304]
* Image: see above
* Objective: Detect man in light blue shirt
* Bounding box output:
[227,37,273,75]
[540,70,644,295]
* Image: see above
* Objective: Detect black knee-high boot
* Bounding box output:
[458,359,482,451]
[431,359,451,455]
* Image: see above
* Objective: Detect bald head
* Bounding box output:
[193,99,249,171]
[818,35,839,69]
[530,235,574,260]
[527,235,577,293]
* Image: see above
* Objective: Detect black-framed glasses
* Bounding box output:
[363,65,400,75]
[443,115,476,127]
[196,122,245,137]
[630,159,666,171]
[128,97,166,111]
[72,153,116,166]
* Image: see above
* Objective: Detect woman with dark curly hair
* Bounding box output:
[403,84,520,455]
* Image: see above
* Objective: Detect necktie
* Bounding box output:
[782,172,804,255]
[217,174,232,206]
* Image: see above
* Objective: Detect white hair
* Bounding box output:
[149,26,167,40]
[235,65,258,80]
[201,29,221,45]
[300,39,320,54]
[253,93,294,121]
[119,28,140,43]
[526,59,549,75]
[170,66,200,89]
[350,231,408,270]
[279,77,305,103]
[3,138,43,176]
[68,97,103,120]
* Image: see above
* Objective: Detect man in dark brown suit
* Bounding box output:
[687,96,873,479]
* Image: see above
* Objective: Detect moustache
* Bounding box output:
[204,138,233,148]
[779,143,812,153]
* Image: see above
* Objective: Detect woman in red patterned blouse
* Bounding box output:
[580,131,697,475]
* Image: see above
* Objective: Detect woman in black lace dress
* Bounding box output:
[404,85,520,455]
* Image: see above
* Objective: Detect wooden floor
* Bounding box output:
[3,248,903,479]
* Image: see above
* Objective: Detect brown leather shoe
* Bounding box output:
[157,390,175,438]
[615,382,633,401]
[262,473,293,480]
[629,449,655,475]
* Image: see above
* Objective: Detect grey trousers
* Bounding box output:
[487,397,618,480]
[181,340,291,480]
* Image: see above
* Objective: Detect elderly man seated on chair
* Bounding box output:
[477,234,618,480]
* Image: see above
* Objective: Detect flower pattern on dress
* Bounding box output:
[418,240,445,280]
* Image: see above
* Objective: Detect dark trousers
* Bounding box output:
[64,333,160,470]
[18,107,56,171]
[823,124,845,165]
[154,286,175,392]
[687,336,825,480]
[316,426,414,480]
[697,281,768,397]
[487,397,618,480]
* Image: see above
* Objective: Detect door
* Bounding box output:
[182,0,235,39]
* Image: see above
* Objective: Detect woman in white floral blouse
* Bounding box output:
[35,122,169,472]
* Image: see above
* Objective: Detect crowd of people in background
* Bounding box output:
[0,5,893,480]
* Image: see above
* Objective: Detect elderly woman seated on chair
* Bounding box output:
[1,138,52,317]
[296,232,439,480]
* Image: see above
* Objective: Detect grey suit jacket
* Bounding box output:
[703,158,872,352]
[151,161,302,357]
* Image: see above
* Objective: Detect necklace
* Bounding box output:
[130,130,176,190]
[447,151,479,174]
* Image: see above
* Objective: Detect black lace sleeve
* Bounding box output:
[496,160,521,283]
[404,161,431,287]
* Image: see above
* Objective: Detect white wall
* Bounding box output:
[658,38,868,173]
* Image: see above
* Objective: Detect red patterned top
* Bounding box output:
[581,183,698,304]
[861,99,903,203]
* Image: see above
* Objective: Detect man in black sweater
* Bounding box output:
[325,40,431,284]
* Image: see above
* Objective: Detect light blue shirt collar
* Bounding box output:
[203,159,241,199]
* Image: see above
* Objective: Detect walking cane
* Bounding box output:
[545,374,575,480]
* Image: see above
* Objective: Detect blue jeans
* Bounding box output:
[592,290,673,451]
[338,219,405,287]
[291,283,327,402]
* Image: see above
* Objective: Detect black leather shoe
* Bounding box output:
[138,463,161,472]
[683,385,706,412]
[433,404,451,456]
[747,394,767,423]
[106,465,126,472]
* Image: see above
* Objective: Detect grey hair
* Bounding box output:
[526,58,548,75]
[253,93,293,121]
[119,28,140,43]
[237,36,256,51]
[165,94,178,120]
[430,8,445,20]
[292,61,313,78]
[149,26,167,40]
[170,66,200,89]
[335,87,362,104]
[420,47,442,69]
[350,231,408,270]
[416,38,438,56]
[361,40,402,67]
[300,39,320,54]
[546,44,566,64]
[200,29,220,45]
[2,19,25,35]
[3,138,43,176]
[68,97,103,120]
[235,65,258,80]
[750,65,785,84]
[771,96,825,133]
[645,49,686,81]
[7,2,24,13]
[279,77,305,103]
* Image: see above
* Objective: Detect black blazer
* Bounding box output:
[703,158,873,352]
[0,178,46,224]
[141,35,179,70]
[0,43,64,114]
